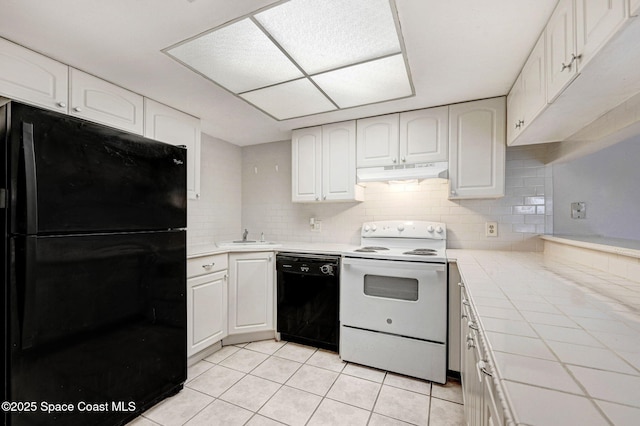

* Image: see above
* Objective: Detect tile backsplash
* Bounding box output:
[242,140,553,251]
[187,134,242,246]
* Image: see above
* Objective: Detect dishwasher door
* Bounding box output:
[276,254,340,351]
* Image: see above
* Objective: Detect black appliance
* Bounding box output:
[276,253,339,352]
[1,101,187,426]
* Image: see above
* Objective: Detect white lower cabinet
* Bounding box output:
[187,254,228,357]
[461,284,504,426]
[449,97,506,199]
[228,252,274,335]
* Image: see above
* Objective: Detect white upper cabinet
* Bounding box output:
[144,98,201,200]
[507,33,546,144]
[449,98,506,199]
[292,122,363,203]
[356,114,399,167]
[508,0,633,146]
[291,126,322,202]
[546,0,578,102]
[576,0,627,70]
[69,68,144,135]
[0,37,68,113]
[399,107,449,163]
[322,121,359,201]
[357,108,448,168]
[632,0,640,15]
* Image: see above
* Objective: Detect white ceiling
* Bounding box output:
[0,0,558,146]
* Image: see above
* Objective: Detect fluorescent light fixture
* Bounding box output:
[164,0,413,120]
[240,78,337,120]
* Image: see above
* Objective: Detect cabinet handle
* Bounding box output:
[73,107,82,112]
[515,119,524,129]
[202,262,215,270]
[458,282,464,287]
[393,158,397,163]
[468,321,479,331]
[451,189,457,195]
[461,313,468,320]
[315,196,319,201]
[478,360,493,377]
[462,299,470,306]
[57,102,67,108]
[323,195,326,200]
[467,340,476,350]
[401,157,406,163]
[561,53,582,72]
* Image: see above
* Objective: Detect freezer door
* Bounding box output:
[7,230,186,426]
[8,102,186,235]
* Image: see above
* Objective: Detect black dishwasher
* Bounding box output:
[276,253,340,351]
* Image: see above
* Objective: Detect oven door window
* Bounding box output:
[363,275,418,301]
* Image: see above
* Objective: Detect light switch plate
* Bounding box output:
[571,202,586,219]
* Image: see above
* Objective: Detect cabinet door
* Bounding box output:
[0,38,68,113]
[576,0,627,70]
[187,271,228,357]
[292,127,322,202]
[632,0,640,16]
[322,121,360,201]
[144,99,201,200]
[521,33,547,127]
[546,0,578,102]
[449,98,506,199]
[399,107,448,163]
[69,68,144,134]
[356,114,399,167]
[228,252,274,335]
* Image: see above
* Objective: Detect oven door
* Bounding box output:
[340,257,446,342]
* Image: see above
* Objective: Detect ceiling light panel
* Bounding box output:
[166,18,303,93]
[312,54,413,108]
[240,78,337,120]
[255,0,401,74]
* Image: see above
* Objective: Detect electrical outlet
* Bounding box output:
[486,222,498,237]
[571,202,586,219]
[311,220,322,232]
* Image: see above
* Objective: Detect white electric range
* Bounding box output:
[340,220,448,383]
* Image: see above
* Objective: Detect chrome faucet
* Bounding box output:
[242,228,248,242]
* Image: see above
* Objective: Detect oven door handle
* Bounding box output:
[342,257,445,272]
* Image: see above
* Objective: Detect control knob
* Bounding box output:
[436,226,444,233]
[364,224,370,232]
[427,225,434,232]
[371,224,377,231]
[397,224,405,232]
[320,264,334,275]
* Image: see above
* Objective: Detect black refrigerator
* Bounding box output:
[1,101,187,425]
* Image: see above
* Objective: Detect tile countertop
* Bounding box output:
[187,242,358,259]
[447,249,640,426]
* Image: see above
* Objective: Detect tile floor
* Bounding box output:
[128,340,464,426]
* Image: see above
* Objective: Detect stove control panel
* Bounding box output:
[361,220,446,239]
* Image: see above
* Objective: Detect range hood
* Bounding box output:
[357,161,448,183]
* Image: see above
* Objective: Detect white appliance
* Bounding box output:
[340,220,447,383]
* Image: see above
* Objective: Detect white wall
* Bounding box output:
[187,133,242,246]
[242,140,553,251]
[552,135,640,240]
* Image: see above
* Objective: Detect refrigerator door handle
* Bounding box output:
[22,122,39,234]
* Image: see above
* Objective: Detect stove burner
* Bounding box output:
[354,246,390,253]
[403,249,438,256]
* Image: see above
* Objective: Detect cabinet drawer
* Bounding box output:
[188,254,227,278]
